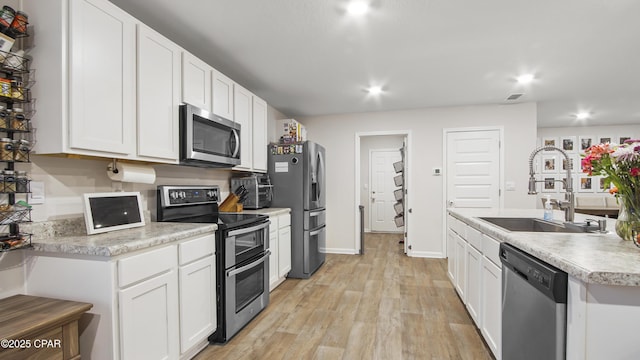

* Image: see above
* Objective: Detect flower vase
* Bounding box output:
[615,199,640,243]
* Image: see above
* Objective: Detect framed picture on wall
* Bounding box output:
[542,155,558,173]
[598,135,614,145]
[579,135,594,153]
[542,176,558,193]
[573,154,583,173]
[578,175,594,193]
[542,137,558,149]
[560,136,577,153]
[561,156,574,171]
[619,136,631,144]
[597,177,610,193]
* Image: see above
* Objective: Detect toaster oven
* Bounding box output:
[231,174,273,209]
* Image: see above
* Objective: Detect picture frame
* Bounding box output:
[578,135,594,153]
[542,137,558,149]
[83,192,145,235]
[578,175,594,193]
[597,135,614,145]
[560,136,577,153]
[542,176,558,193]
[619,136,632,145]
[561,156,574,172]
[542,155,558,173]
[597,177,610,193]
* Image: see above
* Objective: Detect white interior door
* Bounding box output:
[370,149,402,232]
[446,130,501,209]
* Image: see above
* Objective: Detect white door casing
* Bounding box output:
[370,149,403,232]
[443,127,503,258]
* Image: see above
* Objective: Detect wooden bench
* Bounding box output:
[0,294,93,360]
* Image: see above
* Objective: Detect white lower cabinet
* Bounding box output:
[119,268,180,360]
[447,216,501,360]
[278,224,292,278]
[267,212,291,291]
[481,256,502,359]
[454,233,467,301]
[465,243,482,324]
[178,233,216,359]
[26,233,216,360]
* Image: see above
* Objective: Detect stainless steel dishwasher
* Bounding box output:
[500,243,568,360]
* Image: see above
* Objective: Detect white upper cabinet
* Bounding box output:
[137,24,181,163]
[182,52,212,111]
[68,0,136,156]
[233,84,253,170]
[252,96,268,172]
[212,69,234,121]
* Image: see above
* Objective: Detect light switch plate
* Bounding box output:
[433,167,442,176]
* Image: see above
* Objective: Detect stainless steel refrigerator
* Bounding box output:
[268,141,326,278]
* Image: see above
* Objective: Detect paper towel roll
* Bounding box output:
[107,163,156,184]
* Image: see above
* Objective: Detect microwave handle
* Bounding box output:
[230,129,240,158]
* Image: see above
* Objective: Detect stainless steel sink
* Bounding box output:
[478,217,592,233]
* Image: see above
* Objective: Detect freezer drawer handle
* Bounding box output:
[309,209,325,217]
[310,226,326,237]
[227,250,270,277]
[227,222,270,237]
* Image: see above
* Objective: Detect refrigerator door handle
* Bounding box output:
[310,225,326,237]
[309,209,325,217]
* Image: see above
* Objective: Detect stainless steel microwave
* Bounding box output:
[180,103,241,167]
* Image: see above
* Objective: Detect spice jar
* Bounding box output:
[2,170,15,193]
[0,106,7,129]
[14,139,29,162]
[10,77,23,100]
[11,108,26,131]
[9,11,27,35]
[15,171,28,193]
[0,5,16,29]
[0,138,13,161]
[0,78,10,98]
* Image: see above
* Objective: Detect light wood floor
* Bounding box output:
[195,233,493,360]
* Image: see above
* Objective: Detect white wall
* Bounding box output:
[299,102,538,256]
[359,135,404,231]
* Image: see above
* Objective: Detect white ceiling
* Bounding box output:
[110,0,640,128]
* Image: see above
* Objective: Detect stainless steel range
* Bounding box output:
[156,185,270,343]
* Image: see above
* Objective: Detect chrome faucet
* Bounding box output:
[528,146,575,222]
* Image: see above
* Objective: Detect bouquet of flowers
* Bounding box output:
[582,139,640,241]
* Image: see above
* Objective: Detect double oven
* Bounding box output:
[156,185,270,343]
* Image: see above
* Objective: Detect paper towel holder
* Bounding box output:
[107,159,119,174]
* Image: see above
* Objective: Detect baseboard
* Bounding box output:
[324,248,358,255]
[408,250,444,258]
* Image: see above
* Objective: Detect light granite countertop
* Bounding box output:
[241,208,291,216]
[24,218,217,257]
[448,208,640,286]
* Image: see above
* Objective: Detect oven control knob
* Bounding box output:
[170,191,179,200]
[207,190,218,201]
[179,191,186,200]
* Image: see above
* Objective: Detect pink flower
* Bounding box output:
[631,168,640,177]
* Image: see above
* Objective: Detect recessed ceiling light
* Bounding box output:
[347,1,369,16]
[367,86,382,95]
[516,74,535,85]
[575,112,590,120]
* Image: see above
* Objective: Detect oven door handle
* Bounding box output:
[227,221,270,237]
[227,250,270,277]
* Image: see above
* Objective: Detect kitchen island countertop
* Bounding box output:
[448,208,640,286]
[26,220,217,257]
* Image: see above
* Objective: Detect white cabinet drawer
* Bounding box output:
[278,214,291,228]
[179,234,215,266]
[466,226,482,251]
[452,218,466,238]
[119,245,177,288]
[482,234,501,266]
